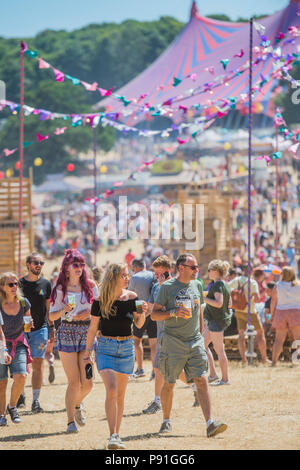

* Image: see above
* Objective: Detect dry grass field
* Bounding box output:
[0,359,299,451]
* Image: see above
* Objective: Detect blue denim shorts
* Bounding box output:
[96,337,135,375]
[26,326,49,359]
[0,344,27,380]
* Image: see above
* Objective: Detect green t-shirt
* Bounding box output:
[204,280,231,329]
[155,278,204,342]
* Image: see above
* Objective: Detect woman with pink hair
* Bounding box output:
[49,249,99,433]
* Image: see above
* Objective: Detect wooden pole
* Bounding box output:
[93,127,97,266]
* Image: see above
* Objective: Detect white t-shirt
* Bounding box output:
[276,281,300,310]
[50,285,99,321]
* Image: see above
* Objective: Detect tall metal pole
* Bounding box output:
[275,126,279,264]
[18,42,25,276]
[93,127,97,266]
[246,18,257,365]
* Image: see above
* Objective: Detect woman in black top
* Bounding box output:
[84,263,147,450]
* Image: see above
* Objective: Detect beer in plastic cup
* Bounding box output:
[135,300,143,314]
[203,291,208,297]
[182,299,192,318]
[68,294,76,309]
[24,316,32,333]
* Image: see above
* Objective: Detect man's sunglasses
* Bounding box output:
[7,282,18,288]
[71,263,85,269]
[181,264,199,271]
[31,261,45,266]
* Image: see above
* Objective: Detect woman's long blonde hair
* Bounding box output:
[99,263,127,319]
[0,272,22,304]
[281,266,298,287]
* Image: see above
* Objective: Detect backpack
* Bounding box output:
[230,280,248,311]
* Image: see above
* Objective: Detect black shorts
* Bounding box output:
[133,316,157,339]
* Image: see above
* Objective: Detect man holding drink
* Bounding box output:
[19,252,52,413]
[152,253,228,438]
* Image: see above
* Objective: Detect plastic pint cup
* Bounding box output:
[203,291,208,298]
[24,316,32,333]
[68,294,76,309]
[135,300,143,314]
[182,299,192,318]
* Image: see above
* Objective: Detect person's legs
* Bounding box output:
[210,332,229,382]
[160,381,175,420]
[149,338,157,367]
[76,350,93,407]
[272,328,288,365]
[193,376,212,422]
[255,328,269,363]
[31,357,43,398]
[59,351,81,424]
[133,337,144,370]
[100,369,118,436]
[154,367,164,398]
[9,374,26,408]
[115,372,129,435]
[203,326,218,379]
[0,379,8,415]
[238,329,247,364]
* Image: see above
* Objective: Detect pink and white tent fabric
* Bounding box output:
[96,0,300,122]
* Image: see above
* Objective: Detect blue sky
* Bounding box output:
[0,0,288,38]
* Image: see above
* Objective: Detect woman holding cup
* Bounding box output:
[84,263,147,450]
[49,249,99,433]
[0,272,32,426]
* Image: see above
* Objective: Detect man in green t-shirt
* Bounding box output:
[152,253,228,438]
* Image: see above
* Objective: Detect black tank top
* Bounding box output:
[91,298,137,336]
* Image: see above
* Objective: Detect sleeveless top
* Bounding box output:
[276,281,300,310]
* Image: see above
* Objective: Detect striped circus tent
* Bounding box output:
[96,0,300,125]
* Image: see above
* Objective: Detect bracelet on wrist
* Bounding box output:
[169,309,176,318]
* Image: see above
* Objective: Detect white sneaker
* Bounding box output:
[208,375,219,383]
[116,435,126,449]
[74,404,86,427]
[107,433,121,450]
[210,379,230,386]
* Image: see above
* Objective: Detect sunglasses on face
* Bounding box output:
[71,263,85,269]
[31,261,45,266]
[7,282,18,288]
[121,274,130,279]
[181,264,199,271]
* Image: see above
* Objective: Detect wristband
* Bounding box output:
[169,309,176,318]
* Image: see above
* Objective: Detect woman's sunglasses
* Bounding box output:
[71,262,85,269]
[7,282,18,288]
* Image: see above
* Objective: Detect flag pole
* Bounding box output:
[246,18,257,365]
[18,41,25,276]
[93,127,98,266]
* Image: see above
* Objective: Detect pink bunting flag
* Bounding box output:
[289,143,300,159]
[98,87,114,96]
[36,133,49,142]
[39,58,50,69]
[81,81,98,91]
[54,127,68,135]
[177,136,191,145]
[113,181,124,187]
[179,105,188,114]
[53,68,64,82]
[234,49,244,58]
[3,148,18,157]
[205,66,215,75]
[256,155,271,164]
[188,73,197,81]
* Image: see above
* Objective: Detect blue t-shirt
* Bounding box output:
[128,270,155,301]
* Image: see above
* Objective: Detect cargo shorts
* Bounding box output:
[158,334,208,384]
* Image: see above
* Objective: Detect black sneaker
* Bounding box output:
[7,405,21,423]
[17,392,26,409]
[207,420,228,438]
[143,400,161,414]
[159,421,172,434]
[31,399,43,414]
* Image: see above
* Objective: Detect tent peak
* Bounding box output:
[190,1,199,19]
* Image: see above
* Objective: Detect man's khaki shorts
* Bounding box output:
[158,334,208,384]
[235,311,263,332]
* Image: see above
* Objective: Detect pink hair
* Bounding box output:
[50,249,93,305]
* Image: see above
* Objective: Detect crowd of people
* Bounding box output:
[1,245,300,450]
